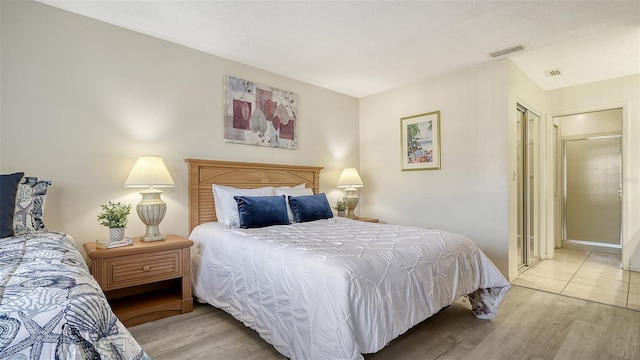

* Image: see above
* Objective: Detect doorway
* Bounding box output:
[555,108,623,253]
[512,107,631,307]
[517,104,540,269]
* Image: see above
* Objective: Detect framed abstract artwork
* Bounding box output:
[223,75,298,149]
[400,111,441,170]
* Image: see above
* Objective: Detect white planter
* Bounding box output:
[337,210,346,217]
[109,227,125,243]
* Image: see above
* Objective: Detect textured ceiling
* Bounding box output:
[38,1,640,98]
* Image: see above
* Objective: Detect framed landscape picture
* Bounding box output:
[401,111,441,170]
[223,75,298,149]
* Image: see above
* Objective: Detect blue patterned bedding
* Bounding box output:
[0,231,150,359]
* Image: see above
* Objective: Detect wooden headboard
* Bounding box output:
[185,159,323,232]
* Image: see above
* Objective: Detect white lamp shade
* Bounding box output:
[337,168,364,188]
[124,156,175,187]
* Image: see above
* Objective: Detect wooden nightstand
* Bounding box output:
[355,217,380,223]
[83,234,194,327]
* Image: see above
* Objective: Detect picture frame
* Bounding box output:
[223,75,298,149]
[400,111,441,171]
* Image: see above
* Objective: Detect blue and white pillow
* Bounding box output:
[212,183,307,228]
[1,172,24,238]
[234,195,290,229]
[288,193,334,223]
[13,176,52,234]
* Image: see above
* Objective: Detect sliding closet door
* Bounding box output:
[517,105,539,269]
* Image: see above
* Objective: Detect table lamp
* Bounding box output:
[124,155,175,241]
[336,168,364,218]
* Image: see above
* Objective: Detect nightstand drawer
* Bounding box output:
[103,249,183,291]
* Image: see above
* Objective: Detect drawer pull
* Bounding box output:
[142,265,150,271]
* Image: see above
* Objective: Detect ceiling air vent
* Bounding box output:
[489,44,525,58]
[545,68,563,77]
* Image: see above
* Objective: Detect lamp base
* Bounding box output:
[142,234,166,242]
[137,188,167,242]
[343,188,359,219]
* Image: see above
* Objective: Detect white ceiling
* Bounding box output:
[38,0,640,98]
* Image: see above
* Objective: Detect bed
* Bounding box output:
[185,159,510,360]
[0,173,149,359]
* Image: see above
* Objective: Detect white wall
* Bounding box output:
[546,74,640,271]
[0,1,359,248]
[359,61,510,275]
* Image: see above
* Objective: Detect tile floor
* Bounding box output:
[512,247,640,310]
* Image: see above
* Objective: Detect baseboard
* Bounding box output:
[561,239,621,255]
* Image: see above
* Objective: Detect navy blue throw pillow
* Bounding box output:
[288,193,334,223]
[1,172,25,238]
[234,195,290,229]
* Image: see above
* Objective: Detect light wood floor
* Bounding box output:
[130,285,640,360]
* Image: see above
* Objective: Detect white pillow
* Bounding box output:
[212,184,274,227]
[275,183,306,190]
[274,187,314,222]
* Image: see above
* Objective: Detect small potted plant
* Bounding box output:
[97,201,132,243]
[334,199,348,217]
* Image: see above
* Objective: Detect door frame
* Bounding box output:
[554,124,562,249]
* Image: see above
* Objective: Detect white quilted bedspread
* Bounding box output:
[190,218,509,360]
